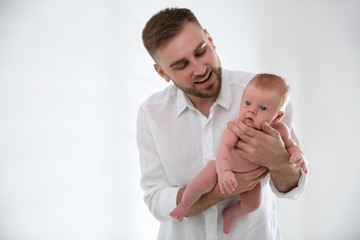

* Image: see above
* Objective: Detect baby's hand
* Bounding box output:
[290,152,308,174]
[218,171,237,194]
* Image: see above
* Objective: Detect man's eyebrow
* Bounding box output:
[196,41,207,51]
[168,41,207,68]
[169,58,186,68]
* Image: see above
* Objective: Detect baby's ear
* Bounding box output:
[273,111,284,124]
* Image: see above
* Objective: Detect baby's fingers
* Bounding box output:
[301,162,308,174]
[231,177,238,189]
[225,179,237,194]
[223,181,232,194]
[290,154,300,163]
[220,181,230,194]
[220,183,226,194]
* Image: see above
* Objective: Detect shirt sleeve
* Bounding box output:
[136,107,180,221]
[270,168,308,199]
[269,102,309,199]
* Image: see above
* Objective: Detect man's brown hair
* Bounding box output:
[142,8,203,58]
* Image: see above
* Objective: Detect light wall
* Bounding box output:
[0,1,359,239]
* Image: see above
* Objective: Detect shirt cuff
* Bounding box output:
[157,186,181,221]
[270,168,308,200]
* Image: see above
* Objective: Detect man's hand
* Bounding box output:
[227,120,301,193]
[178,167,269,217]
[227,121,288,171]
[231,167,269,196]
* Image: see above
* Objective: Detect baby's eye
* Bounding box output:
[260,106,267,111]
[245,101,251,106]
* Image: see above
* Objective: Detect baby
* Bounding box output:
[170,73,307,234]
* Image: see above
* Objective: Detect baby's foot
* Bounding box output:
[169,202,189,222]
[222,209,235,234]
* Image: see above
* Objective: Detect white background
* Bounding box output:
[1,0,360,239]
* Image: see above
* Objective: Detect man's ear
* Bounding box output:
[273,111,284,124]
[204,29,216,50]
[154,64,171,82]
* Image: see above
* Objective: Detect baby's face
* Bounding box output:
[239,84,282,130]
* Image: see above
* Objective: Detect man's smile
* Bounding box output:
[194,71,212,85]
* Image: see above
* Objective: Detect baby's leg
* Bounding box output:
[222,182,261,234]
[170,160,217,221]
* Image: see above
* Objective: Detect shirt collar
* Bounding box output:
[176,88,191,116]
[176,70,232,116]
[215,70,232,111]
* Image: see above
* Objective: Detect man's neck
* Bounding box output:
[189,95,217,118]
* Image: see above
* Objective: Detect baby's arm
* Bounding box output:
[216,121,241,194]
[274,122,308,174]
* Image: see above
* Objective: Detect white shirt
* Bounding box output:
[137,69,307,240]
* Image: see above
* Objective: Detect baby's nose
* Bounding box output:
[248,108,257,115]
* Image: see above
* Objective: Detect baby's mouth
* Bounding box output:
[246,117,254,122]
[244,117,255,128]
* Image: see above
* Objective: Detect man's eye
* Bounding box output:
[260,106,267,111]
[195,48,206,57]
[176,62,188,70]
[245,101,251,106]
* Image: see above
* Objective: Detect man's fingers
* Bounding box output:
[237,121,258,138]
[261,121,280,138]
[227,121,245,140]
[234,167,269,189]
[256,168,270,180]
[246,169,268,191]
[227,121,256,141]
[234,140,247,152]
[247,181,260,191]
[247,166,269,179]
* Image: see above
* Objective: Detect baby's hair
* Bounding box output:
[247,73,291,111]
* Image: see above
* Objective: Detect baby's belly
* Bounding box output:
[229,149,260,172]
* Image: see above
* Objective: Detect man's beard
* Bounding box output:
[174,67,222,99]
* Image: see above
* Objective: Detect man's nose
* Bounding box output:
[192,61,206,76]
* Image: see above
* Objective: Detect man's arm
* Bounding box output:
[177,167,269,217]
[227,121,301,193]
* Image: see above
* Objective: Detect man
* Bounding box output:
[137,7,307,240]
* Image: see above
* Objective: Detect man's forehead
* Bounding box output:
[154,23,207,64]
[168,41,207,67]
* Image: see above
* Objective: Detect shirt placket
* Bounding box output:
[201,118,214,164]
[197,111,218,240]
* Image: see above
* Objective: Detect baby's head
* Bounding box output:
[240,73,291,130]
